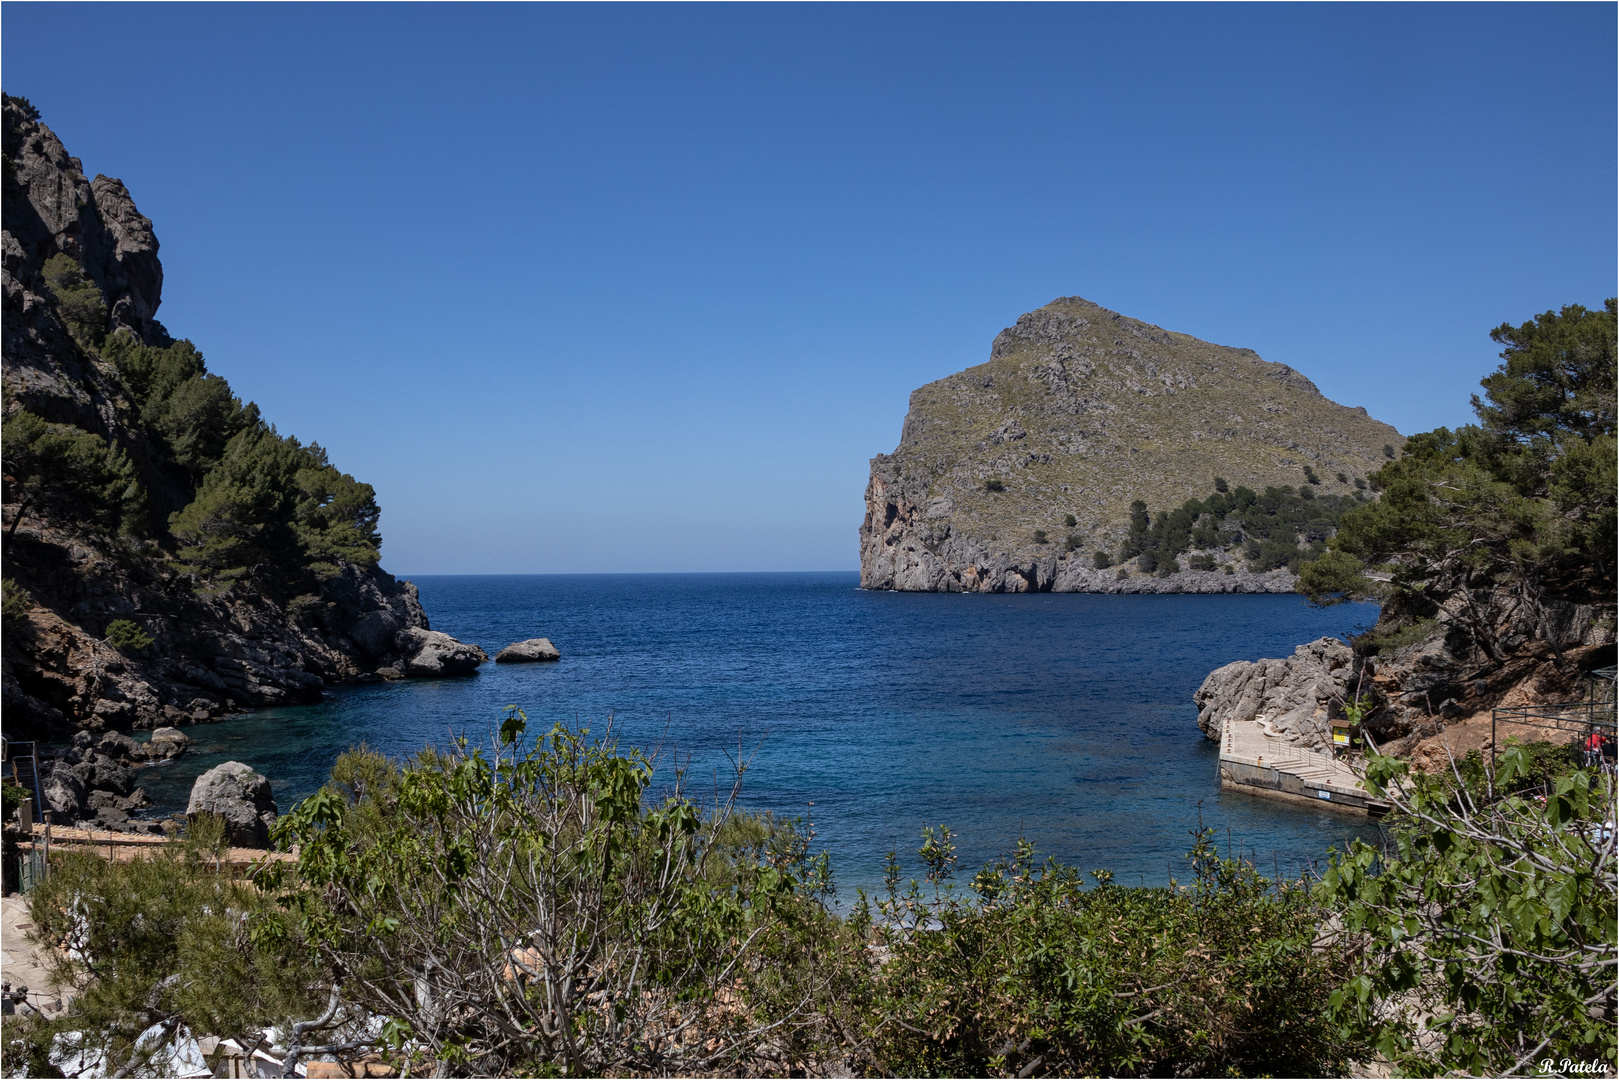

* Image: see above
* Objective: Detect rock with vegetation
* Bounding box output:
[185,761,276,848]
[1291,300,1616,757]
[494,637,561,663]
[0,95,478,739]
[1198,301,1616,763]
[861,296,1404,592]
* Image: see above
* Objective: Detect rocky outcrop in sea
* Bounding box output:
[860,296,1405,593]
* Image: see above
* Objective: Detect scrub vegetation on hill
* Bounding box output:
[3,305,381,598]
[1105,477,1367,576]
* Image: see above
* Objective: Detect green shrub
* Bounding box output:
[1065,533,1083,551]
[2,579,31,621]
[1354,476,1367,489]
[2,409,149,538]
[1336,472,1349,484]
[865,829,1357,1077]
[1092,550,1111,569]
[4,93,41,122]
[1213,476,1228,492]
[1188,553,1217,571]
[1303,465,1321,485]
[41,253,108,349]
[20,832,320,1076]
[1157,556,1181,576]
[1063,513,1078,527]
[2,780,27,822]
[1353,616,1442,654]
[984,479,1005,492]
[1383,443,1396,458]
[103,618,153,652]
[1322,748,1615,1075]
[1032,529,1048,544]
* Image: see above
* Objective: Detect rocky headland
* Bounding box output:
[861,297,1405,593]
[2,96,485,824]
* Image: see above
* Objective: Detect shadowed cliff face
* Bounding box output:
[860,296,1405,593]
[2,98,471,741]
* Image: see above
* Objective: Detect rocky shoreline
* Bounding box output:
[1192,627,1615,768]
[2,98,493,744]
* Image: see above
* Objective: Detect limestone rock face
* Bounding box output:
[860,296,1404,593]
[1193,637,1358,752]
[495,638,561,663]
[0,99,470,740]
[40,767,86,821]
[397,628,488,678]
[186,762,277,848]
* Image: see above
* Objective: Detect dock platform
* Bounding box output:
[1219,719,1388,816]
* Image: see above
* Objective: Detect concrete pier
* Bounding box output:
[1219,718,1388,816]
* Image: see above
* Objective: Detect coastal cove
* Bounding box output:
[128,573,1381,893]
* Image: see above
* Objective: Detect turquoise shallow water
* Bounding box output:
[129,572,1381,894]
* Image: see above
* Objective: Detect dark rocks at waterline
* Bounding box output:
[96,726,189,762]
[186,761,277,848]
[494,638,561,664]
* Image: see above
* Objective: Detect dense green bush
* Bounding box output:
[41,253,108,348]
[1323,746,1616,1076]
[103,618,154,652]
[9,821,319,1077]
[984,478,1005,492]
[1,409,148,539]
[2,578,32,621]
[858,828,1356,1077]
[1116,483,1353,574]
[1091,549,1111,569]
[1301,300,1615,637]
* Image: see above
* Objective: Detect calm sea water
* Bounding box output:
[132,573,1381,894]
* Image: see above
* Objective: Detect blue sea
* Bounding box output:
[134,573,1381,895]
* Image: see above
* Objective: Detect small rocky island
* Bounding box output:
[860,297,1404,593]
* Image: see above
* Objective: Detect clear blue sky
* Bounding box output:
[5,3,1614,574]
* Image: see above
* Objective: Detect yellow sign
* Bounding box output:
[1333,731,1350,745]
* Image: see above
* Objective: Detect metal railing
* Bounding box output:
[1,736,44,823]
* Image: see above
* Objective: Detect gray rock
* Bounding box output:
[41,769,86,821]
[395,627,488,678]
[139,727,189,760]
[97,731,140,758]
[186,762,277,848]
[1192,637,1358,752]
[494,638,561,664]
[80,753,135,796]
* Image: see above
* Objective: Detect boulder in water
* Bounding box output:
[395,627,488,677]
[494,638,561,664]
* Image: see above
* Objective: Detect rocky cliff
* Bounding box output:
[2,96,482,742]
[1193,600,1613,764]
[861,297,1405,592]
